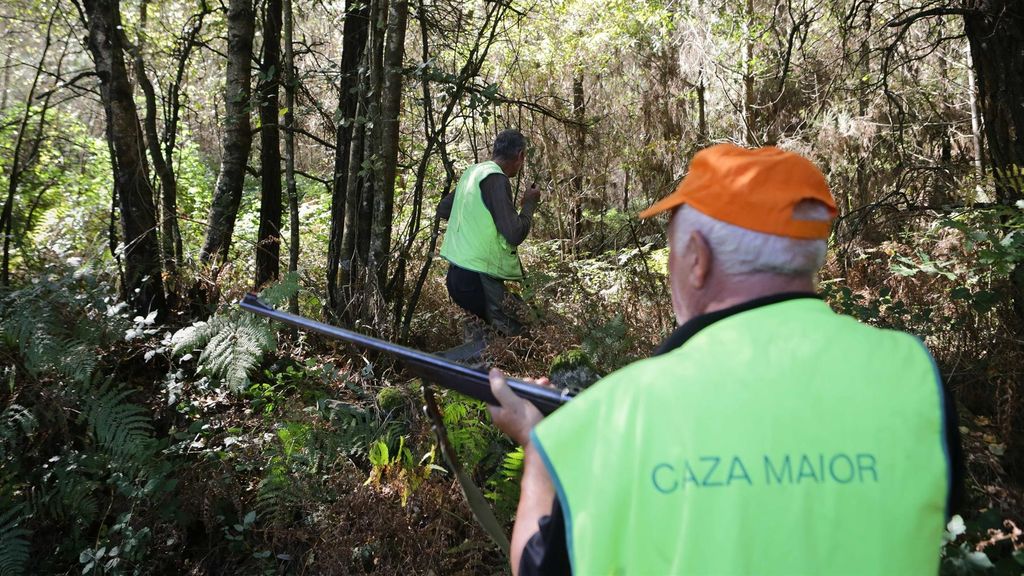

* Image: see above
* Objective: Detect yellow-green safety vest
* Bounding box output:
[532,298,949,575]
[440,161,525,280]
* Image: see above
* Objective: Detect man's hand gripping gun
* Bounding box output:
[240,293,572,415]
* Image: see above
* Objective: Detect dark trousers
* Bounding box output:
[445,263,523,336]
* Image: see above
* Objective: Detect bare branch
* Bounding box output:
[886,7,977,29]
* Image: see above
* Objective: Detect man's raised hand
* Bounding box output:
[523,182,541,205]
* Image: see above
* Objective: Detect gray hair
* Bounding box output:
[671,202,830,276]
[492,129,527,161]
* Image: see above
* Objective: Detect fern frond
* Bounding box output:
[57,338,99,385]
[2,293,59,358]
[259,271,301,307]
[27,462,101,527]
[22,331,60,376]
[200,314,276,391]
[0,404,36,461]
[170,319,214,356]
[499,446,524,480]
[83,383,155,463]
[319,401,400,460]
[255,463,292,528]
[1,281,115,383]
[173,311,277,392]
[440,397,491,469]
[0,503,30,576]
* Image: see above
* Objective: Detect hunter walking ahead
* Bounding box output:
[438,129,540,337]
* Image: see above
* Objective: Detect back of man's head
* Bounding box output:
[492,129,527,162]
[644,144,836,279]
[671,201,831,277]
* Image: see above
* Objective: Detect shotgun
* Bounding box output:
[239,293,572,415]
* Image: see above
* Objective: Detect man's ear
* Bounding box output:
[687,230,711,289]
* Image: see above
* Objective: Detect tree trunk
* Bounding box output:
[200,0,255,266]
[963,0,1024,469]
[164,7,210,270]
[362,0,386,276]
[339,93,367,320]
[392,2,436,332]
[327,0,371,313]
[335,0,384,323]
[694,0,707,143]
[283,0,299,314]
[82,0,166,316]
[966,45,985,182]
[696,77,707,143]
[963,1,1024,204]
[255,0,283,289]
[0,52,10,112]
[964,2,1024,323]
[370,0,408,299]
[571,75,585,252]
[133,0,181,296]
[622,169,630,212]
[855,5,871,210]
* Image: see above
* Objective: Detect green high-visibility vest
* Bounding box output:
[440,161,525,280]
[532,298,949,575]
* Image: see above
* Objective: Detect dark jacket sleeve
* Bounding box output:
[437,192,455,221]
[519,498,571,576]
[480,173,538,246]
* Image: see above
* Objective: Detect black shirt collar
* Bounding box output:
[653,292,820,356]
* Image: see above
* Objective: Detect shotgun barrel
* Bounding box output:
[239,293,571,415]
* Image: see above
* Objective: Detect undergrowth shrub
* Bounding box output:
[0,263,184,574]
[0,265,129,384]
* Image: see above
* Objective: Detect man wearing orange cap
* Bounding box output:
[484,144,962,575]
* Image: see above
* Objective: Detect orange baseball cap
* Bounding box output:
[639,143,837,240]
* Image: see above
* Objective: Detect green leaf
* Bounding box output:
[971,291,999,314]
[950,287,972,300]
[369,440,389,468]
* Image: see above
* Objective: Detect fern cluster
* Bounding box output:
[0,271,124,385]
[172,311,277,391]
[0,266,178,573]
[317,399,401,461]
[440,394,497,472]
[83,382,157,463]
[170,273,299,394]
[485,446,525,522]
[255,461,296,529]
[258,271,301,307]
